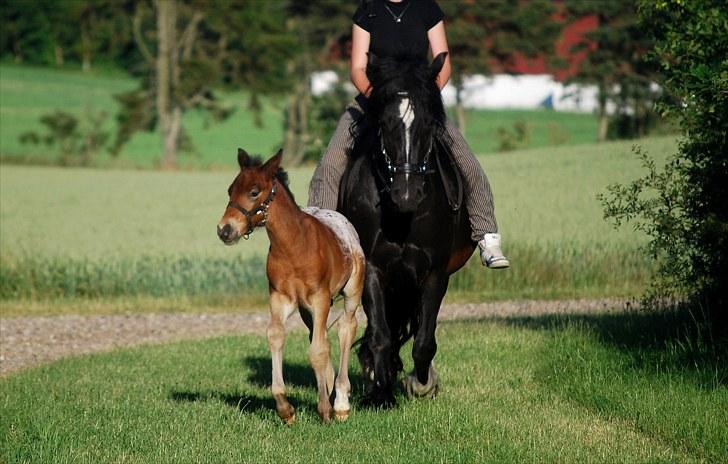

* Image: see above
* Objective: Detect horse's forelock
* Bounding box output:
[367,55,446,128]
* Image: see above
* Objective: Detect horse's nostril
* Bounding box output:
[218,224,232,240]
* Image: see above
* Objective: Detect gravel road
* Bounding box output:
[0,298,630,377]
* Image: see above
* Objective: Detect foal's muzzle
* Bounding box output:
[217,223,239,245]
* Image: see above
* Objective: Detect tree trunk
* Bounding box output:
[455,86,466,134]
[81,28,92,73]
[54,46,64,66]
[283,93,298,161]
[597,85,609,143]
[156,0,177,169]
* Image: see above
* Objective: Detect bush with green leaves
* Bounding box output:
[19,109,109,166]
[600,0,728,338]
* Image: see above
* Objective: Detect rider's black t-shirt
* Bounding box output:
[353,0,444,59]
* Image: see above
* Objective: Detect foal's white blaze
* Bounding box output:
[398,97,415,163]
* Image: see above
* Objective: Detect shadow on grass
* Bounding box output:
[456,305,727,389]
[169,356,368,417]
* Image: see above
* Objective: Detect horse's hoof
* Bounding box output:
[335,409,350,421]
[319,410,333,424]
[281,413,296,426]
[361,390,396,409]
[403,365,440,399]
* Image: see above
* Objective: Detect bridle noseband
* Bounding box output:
[226,181,277,240]
[378,129,435,188]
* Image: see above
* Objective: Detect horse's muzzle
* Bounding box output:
[390,177,425,213]
[217,223,239,245]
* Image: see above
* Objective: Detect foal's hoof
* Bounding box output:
[334,409,350,422]
[276,403,296,425]
[281,413,296,426]
[403,365,440,399]
[318,409,333,424]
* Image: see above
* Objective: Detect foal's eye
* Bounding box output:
[250,188,261,198]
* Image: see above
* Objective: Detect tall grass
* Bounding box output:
[0,134,676,315]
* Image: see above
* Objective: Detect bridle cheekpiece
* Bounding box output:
[226,180,277,240]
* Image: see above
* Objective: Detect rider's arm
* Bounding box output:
[428,20,451,89]
[351,24,372,97]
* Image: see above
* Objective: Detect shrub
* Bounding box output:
[600,0,728,339]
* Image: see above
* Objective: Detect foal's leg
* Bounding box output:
[308,291,335,423]
[268,291,296,424]
[405,271,449,399]
[334,267,363,420]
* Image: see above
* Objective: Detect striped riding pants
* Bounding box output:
[308,97,498,241]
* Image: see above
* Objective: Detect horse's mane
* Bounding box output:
[350,54,449,159]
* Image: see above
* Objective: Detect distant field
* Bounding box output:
[0,64,598,168]
[0,137,676,315]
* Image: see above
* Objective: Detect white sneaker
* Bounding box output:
[478,233,510,269]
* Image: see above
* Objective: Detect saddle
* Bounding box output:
[434,139,463,212]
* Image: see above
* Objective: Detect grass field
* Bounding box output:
[0,137,675,315]
[0,64,598,168]
[1,311,725,463]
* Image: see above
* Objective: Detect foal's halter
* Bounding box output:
[226,181,277,240]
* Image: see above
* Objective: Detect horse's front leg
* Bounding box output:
[307,291,335,423]
[268,291,297,424]
[358,264,396,407]
[405,271,448,399]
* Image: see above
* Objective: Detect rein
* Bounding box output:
[226,181,277,239]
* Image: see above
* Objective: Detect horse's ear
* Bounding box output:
[430,52,448,80]
[237,148,250,168]
[263,149,283,177]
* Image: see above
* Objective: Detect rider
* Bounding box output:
[308,0,509,269]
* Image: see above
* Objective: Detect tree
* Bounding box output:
[600,0,728,338]
[565,0,659,142]
[282,0,352,166]
[440,1,560,132]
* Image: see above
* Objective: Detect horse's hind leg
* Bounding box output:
[334,266,363,420]
[268,291,296,424]
[308,291,335,423]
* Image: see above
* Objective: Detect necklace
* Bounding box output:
[383,1,411,23]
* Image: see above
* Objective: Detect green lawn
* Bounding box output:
[1,64,598,168]
[0,137,675,315]
[1,311,725,463]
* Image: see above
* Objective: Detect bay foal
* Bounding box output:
[217,148,365,424]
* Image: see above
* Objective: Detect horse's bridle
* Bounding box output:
[226,181,277,240]
[378,130,436,186]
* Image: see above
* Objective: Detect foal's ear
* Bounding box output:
[237,148,250,168]
[430,52,448,80]
[263,149,283,177]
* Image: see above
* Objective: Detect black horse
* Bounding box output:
[338,52,475,406]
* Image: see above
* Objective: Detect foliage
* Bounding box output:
[495,120,530,152]
[439,1,561,131]
[18,110,109,166]
[300,79,352,164]
[600,0,728,337]
[565,0,661,141]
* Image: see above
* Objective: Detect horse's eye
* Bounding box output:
[250,188,260,198]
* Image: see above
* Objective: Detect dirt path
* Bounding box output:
[0,298,630,377]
